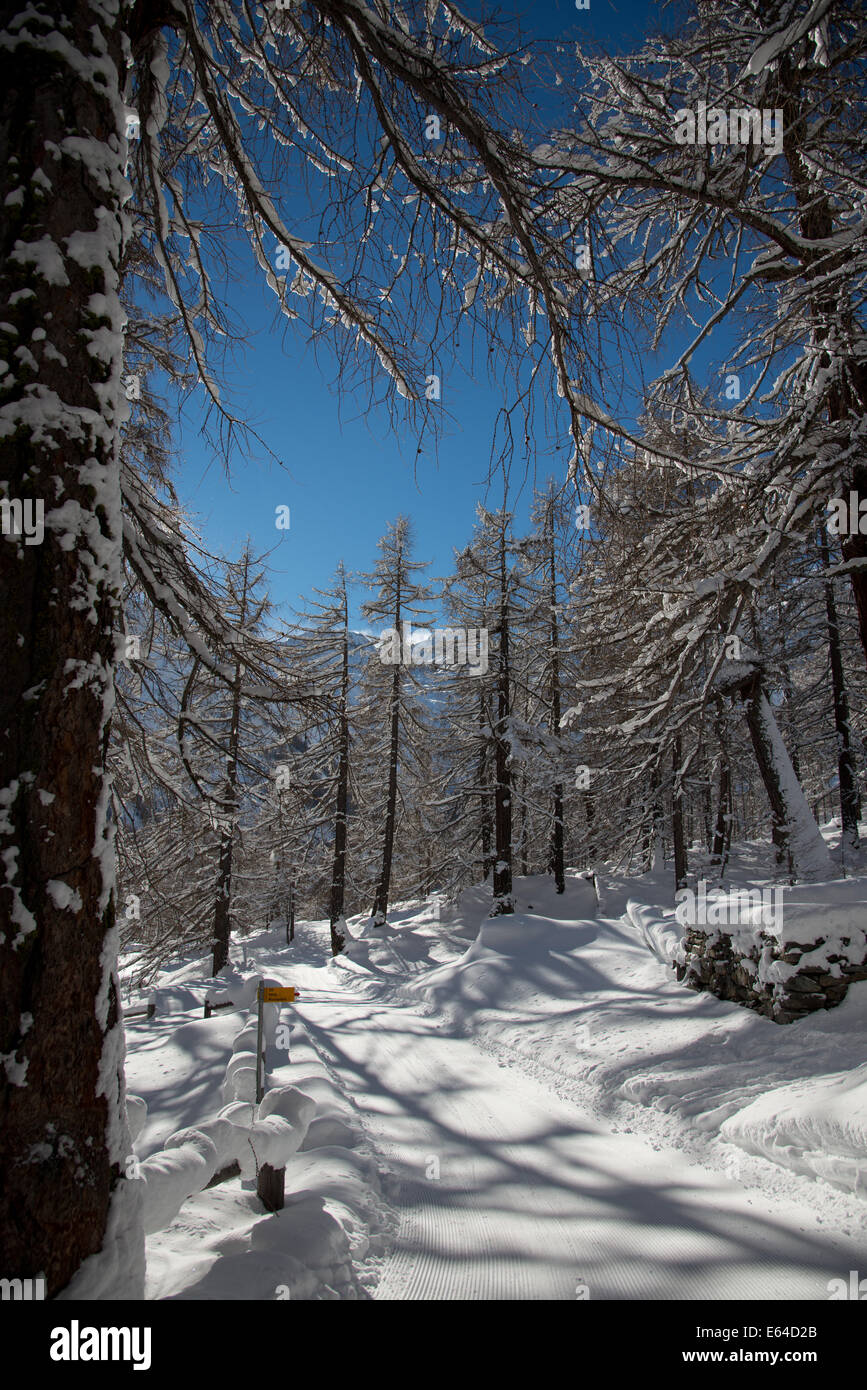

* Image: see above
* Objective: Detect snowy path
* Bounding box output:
[293,981,865,1301]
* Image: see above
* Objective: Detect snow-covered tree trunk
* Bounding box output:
[672,737,688,890]
[371,665,401,926]
[212,658,242,976]
[0,0,142,1297]
[642,770,664,873]
[739,675,833,883]
[491,531,513,915]
[478,691,493,880]
[710,700,733,876]
[363,518,431,926]
[825,576,861,860]
[329,616,350,956]
[819,527,861,861]
[211,551,252,975]
[584,787,597,868]
[545,499,565,894]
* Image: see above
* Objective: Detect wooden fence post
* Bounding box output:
[257,1163,285,1212]
[203,998,235,1019]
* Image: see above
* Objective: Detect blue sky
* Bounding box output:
[169,0,665,628]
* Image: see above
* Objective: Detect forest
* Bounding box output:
[1,0,866,1316]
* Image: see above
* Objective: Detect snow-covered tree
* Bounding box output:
[0,0,595,1295]
[540,0,867,664]
[518,482,583,891]
[444,506,526,913]
[287,563,364,954]
[360,517,433,924]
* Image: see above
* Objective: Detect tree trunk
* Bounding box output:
[547,502,565,893]
[371,665,401,925]
[0,2,142,1297]
[819,526,861,861]
[839,464,867,666]
[478,690,493,880]
[212,629,246,976]
[778,645,802,783]
[642,770,663,872]
[491,533,513,915]
[671,738,688,891]
[517,771,529,877]
[703,780,713,856]
[584,788,596,868]
[737,673,832,882]
[329,618,350,955]
[651,800,665,872]
[710,701,733,876]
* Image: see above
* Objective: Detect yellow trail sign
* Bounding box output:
[261,986,297,1002]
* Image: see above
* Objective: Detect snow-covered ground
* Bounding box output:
[120,850,867,1300]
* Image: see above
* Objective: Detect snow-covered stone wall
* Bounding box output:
[675,883,867,1023]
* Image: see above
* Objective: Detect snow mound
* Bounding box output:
[624,900,683,967]
[164,1118,244,1173]
[259,1084,317,1130]
[721,1064,867,1198]
[139,1084,317,1234]
[239,1115,307,1179]
[221,1051,258,1104]
[126,1093,147,1144]
[140,1132,219,1235]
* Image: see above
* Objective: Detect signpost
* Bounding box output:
[254,981,298,1213]
[255,983,298,1102]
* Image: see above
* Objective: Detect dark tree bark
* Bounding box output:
[545,498,566,894]
[727,670,831,882]
[212,559,250,976]
[0,0,142,1297]
[329,598,350,955]
[839,463,867,666]
[710,699,733,875]
[584,787,596,867]
[819,525,861,858]
[211,662,241,976]
[642,769,663,872]
[491,524,513,915]
[370,554,402,926]
[671,737,688,891]
[777,636,802,784]
[702,780,714,856]
[363,520,431,925]
[371,663,401,926]
[478,689,493,880]
[516,769,530,877]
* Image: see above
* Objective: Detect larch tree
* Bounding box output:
[1,0,595,1295]
[539,0,867,664]
[450,506,525,915]
[521,482,581,893]
[290,562,361,955]
[360,516,433,925]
